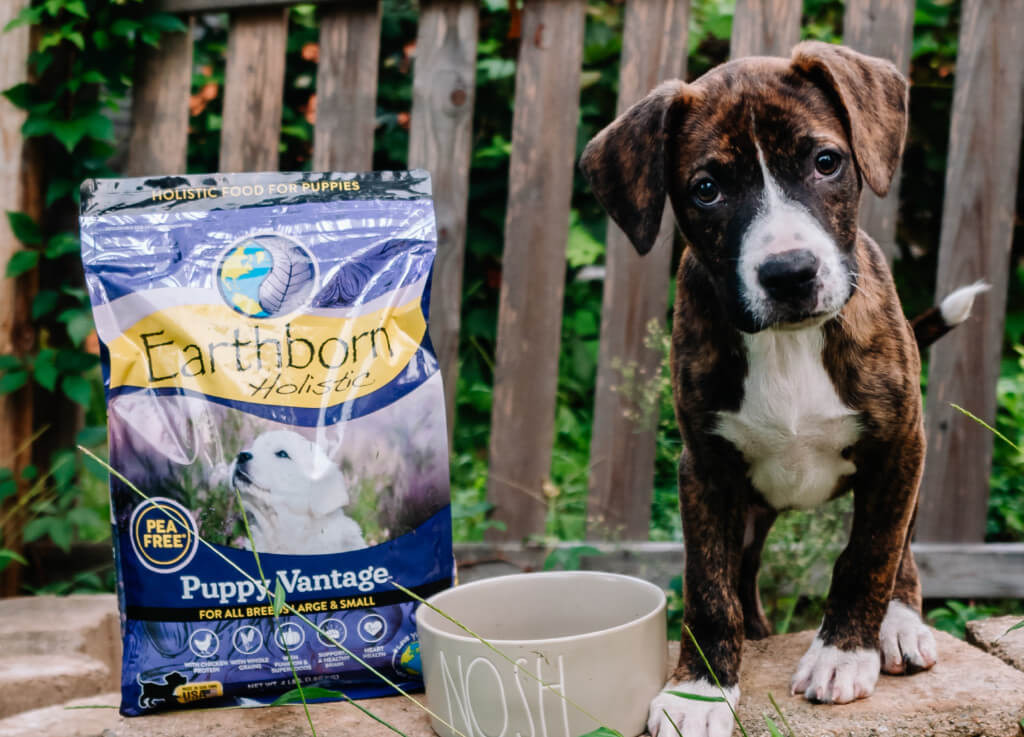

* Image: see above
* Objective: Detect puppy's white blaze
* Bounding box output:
[739,143,849,325]
[716,328,860,510]
[648,679,738,737]
[939,280,990,325]
[879,600,938,674]
[791,634,880,704]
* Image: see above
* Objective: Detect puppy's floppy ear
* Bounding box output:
[579,80,688,254]
[791,41,909,197]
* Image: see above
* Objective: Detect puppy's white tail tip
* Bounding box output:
[940,280,990,326]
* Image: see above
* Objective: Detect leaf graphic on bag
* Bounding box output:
[256,236,315,315]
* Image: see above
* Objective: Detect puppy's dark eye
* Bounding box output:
[275,449,290,459]
[814,150,842,177]
[692,177,722,207]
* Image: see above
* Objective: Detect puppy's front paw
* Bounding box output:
[790,635,879,704]
[647,679,738,737]
[880,600,938,674]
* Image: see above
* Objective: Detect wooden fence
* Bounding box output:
[2,0,1024,595]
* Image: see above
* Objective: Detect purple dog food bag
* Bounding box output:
[79,171,453,715]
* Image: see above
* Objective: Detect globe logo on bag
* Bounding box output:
[217,233,316,318]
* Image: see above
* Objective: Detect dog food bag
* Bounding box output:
[79,171,453,716]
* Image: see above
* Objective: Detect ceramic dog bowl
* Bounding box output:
[417,571,667,737]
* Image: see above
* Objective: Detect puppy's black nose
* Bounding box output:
[237,451,252,464]
[757,249,819,302]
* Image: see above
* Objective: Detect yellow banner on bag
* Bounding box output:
[106,300,426,408]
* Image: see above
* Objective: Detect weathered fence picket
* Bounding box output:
[487,0,588,541]
[586,0,690,541]
[730,0,802,59]
[219,8,289,171]
[842,0,915,264]
[918,0,1024,543]
[408,0,479,441]
[313,2,382,172]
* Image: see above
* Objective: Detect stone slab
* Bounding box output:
[730,629,1024,737]
[1,627,1022,737]
[966,615,1024,672]
[0,655,110,719]
[0,595,119,689]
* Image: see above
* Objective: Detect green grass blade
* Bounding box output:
[575,729,624,737]
[767,693,795,737]
[273,578,286,616]
[663,709,685,737]
[683,625,749,737]
[763,716,785,737]
[666,690,726,703]
[949,403,1022,452]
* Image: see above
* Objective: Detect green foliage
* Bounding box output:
[0,0,185,586]
[927,599,1024,639]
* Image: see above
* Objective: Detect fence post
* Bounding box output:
[0,0,39,596]
[313,1,382,172]
[408,0,479,444]
[125,19,193,176]
[731,0,802,59]
[220,8,289,171]
[586,0,689,541]
[486,0,586,541]
[918,0,1024,542]
[843,0,915,264]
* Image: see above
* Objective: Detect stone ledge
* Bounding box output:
[0,623,1021,737]
[966,615,1024,672]
[0,655,111,719]
[0,595,119,690]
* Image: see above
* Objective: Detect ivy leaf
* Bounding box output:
[76,425,107,447]
[49,113,114,152]
[0,355,22,371]
[143,13,188,33]
[59,309,94,346]
[33,348,58,392]
[2,83,33,110]
[2,5,43,31]
[0,371,27,395]
[110,19,141,37]
[46,232,80,259]
[61,374,93,407]
[64,0,88,18]
[22,517,51,544]
[45,179,76,207]
[21,464,38,482]
[32,290,59,321]
[6,212,43,245]
[6,251,39,278]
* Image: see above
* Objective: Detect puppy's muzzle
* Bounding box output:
[757,249,820,305]
[234,451,253,485]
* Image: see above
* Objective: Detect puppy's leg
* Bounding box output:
[649,451,745,737]
[880,526,937,674]
[792,429,924,704]
[740,504,777,641]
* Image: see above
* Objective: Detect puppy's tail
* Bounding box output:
[911,280,990,350]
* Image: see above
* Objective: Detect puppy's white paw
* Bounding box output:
[647,679,738,737]
[880,600,938,674]
[790,635,879,704]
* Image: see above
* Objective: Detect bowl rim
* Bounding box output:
[416,570,667,647]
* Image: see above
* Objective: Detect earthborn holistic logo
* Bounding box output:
[130,497,199,573]
[217,233,316,318]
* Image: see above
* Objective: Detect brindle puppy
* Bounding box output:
[580,42,986,737]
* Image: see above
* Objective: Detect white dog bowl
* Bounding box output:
[417,571,667,737]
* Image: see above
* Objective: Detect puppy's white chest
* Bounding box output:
[715,328,860,510]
